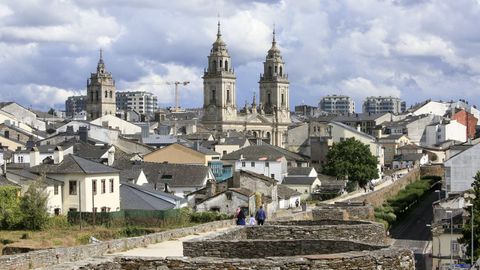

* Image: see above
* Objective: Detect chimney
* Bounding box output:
[220,137,226,143]
[29,147,40,167]
[66,126,74,135]
[107,148,115,166]
[78,126,88,143]
[53,146,64,164]
[206,179,216,197]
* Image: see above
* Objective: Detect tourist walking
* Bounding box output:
[248,214,256,226]
[255,206,266,225]
[235,207,246,225]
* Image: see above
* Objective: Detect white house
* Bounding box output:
[90,114,142,135]
[444,143,480,197]
[425,120,467,146]
[0,102,46,131]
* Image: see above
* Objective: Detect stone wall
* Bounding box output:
[244,223,387,244]
[352,168,420,207]
[312,203,375,221]
[183,238,388,258]
[0,219,235,270]
[420,165,444,178]
[73,249,415,270]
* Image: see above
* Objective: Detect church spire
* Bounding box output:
[217,21,221,39]
[97,48,106,74]
[272,24,276,46]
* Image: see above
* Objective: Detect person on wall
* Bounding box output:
[235,207,246,225]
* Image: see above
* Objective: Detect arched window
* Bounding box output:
[212,60,217,72]
[279,66,283,76]
[90,93,93,102]
[267,93,271,105]
[227,90,230,103]
[281,94,285,105]
[225,60,228,71]
[96,91,99,101]
[274,65,278,74]
[268,66,272,77]
[109,91,113,98]
[105,91,108,98]
[212,89,216,102]
[219,60,222,68]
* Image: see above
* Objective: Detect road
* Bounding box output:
[389,189,437,240]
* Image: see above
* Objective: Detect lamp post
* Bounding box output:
[446,210,453,267]
[465,193,476,267]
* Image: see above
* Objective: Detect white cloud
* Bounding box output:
[340,77,401,100]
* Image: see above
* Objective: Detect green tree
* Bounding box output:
[322,137,379,188]
[20,180,49,230]
[460,171,480,262]
[0,186,22,229]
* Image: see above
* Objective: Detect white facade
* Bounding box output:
[90,114,141,135]
[412,101,451,116]
[234,157,287,183]
[116,91,158,114]
[319,95,355,114]
[444,143,480,195]
[56,173,120,214]
[425,120,467,146]
[278,194,301,209]
[0,102,46,131]
[362,96,403,114]
[56,121,120,144]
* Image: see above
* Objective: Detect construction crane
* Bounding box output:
[166,81,190,112]
[133,80,190,112]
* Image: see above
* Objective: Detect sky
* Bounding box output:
[1,0,480,112]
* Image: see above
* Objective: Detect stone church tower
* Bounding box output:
[86,50,116,120]
[202,22,237,124]
[259,29,290,123]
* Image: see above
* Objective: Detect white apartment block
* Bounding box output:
[319,95,355,114]
[363,96,404,114]
[116,91,158,115]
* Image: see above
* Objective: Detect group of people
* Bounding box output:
[235,206,266,226]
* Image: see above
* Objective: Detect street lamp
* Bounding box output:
[465,193,476,267]
[446,210,453,267]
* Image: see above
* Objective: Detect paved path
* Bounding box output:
[112,226,234,257]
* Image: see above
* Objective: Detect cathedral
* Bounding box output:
[201,23,291,147]
[86,50,117,120]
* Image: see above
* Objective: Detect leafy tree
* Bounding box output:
[460,171,480,262]
[0,186,22,229]
[322,137,379,188]
[20,180,49,230]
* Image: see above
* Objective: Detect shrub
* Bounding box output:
[47,216,70,229]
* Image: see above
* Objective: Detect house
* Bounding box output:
[425,120,467,147]
[25,150,120,214]
[431,194,467,269]
[189,170,278,217]
[141,135,179,148]
[450,109,478,140]
[0,102,46,131]
[115,161,214,198]
[378,134,410,166]
[55,121,120,145]
[443,142,480,196]
[120,182,186,211]
[0,134,25,151]
[213,136,250,157]
[0,123,40,144]
[277,184,302,209]
[221,143,308,183]
[143,143,220,166]
[382,114,438,145]
[392,153,428,169]
[90,114,142,135]
[282,167,321,199]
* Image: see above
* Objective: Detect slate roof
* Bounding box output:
[277,184,301,199]
[120,183,183,211]
[217,136,248,146]
[229,187,254,197]
[30,154,119,175]
[393,153,424,162]
[222,144,306,162]
[287,167,314,176]
[282,176,318,185]
[179,141,219,155]
[237,170,277,185]
[116,161,210,188]
[7,169,64,186]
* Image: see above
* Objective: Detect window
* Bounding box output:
[251,162,255,167]
[451,240,459,253]
[101,179,106,194]
[281,94,285,105]
[101,207,107,213]
[69,181,77,195]
[223,150,227,156]
[109,179,114,193]
[265,162,269,168]
[271,174,275,179]
[69,208,77,212]
[212,89,216,102]
[54,208,60,216]
[225,60,228,71]
[268,66,272,76]
[105,91,108,98]
[92,180,97,194]
[109,91,112,98]
[227,90,230,103]
[54,184,59,195]
[242,161,246,167]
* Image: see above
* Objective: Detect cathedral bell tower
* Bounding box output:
[86,49,116,120]
[259,28,290,122]
[202,22,237,122]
